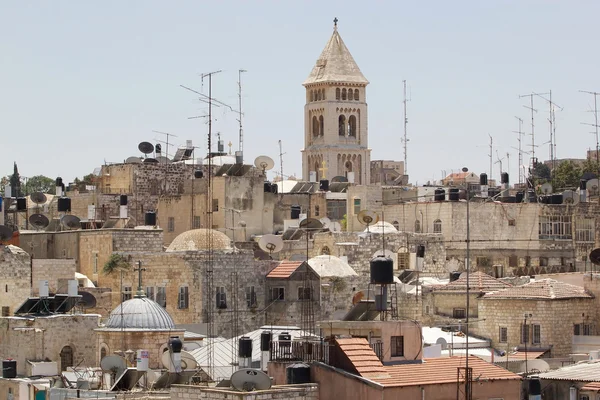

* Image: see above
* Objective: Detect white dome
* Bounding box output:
[106,296,174,330]
[364,221,398,234]
[167,229,232,252]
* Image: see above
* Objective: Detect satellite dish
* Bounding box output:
[254,156,275,173]
[258,234,284,254]
[299,218,323,230]
[331,176,348,183]
[435,337,448,349]
[138,142,155,155]
[126,156,142,164]
[230,369,272,392]
[30,192,47,205]
[143,158,159,164]
[161,350,198,371]
[61,215,81,230]
[587,179,600,195]
[29,214,50,230]
[562,190,579,205]
[540,183,553,195]
[590,249,600,266]
[78,291,97,309]
[357,210,379,232]
[329,221,342,232]
[516,359,550,374]
[155,156,172,164]
[0,225,13,241]
[319,217,331,229]
[100,355,127,375]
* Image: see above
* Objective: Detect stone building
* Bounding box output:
[302,21,371,184]
[370,160,406,186]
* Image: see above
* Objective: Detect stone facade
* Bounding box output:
[31,259,76,295]
[0,246,31,316]
[171,383,319,400]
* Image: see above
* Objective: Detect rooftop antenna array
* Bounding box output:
[513,116,526,185]
[488,134,493,183]
[495,150,504,177]
[237,69,247,162]
[519,92,543,169]
[357,210,379,234]
[278,140,286,184]
[401,80,410,176]
[533,91,562,171]
[153,130,177,161]
[580,90,600,204]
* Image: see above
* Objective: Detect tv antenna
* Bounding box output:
[357,210,379,233]
[513,116,526,185]
[254,156,275,177]
[488,134,493,182]
[237,69,247,157]
[152,131,177,160]
[495,150,504,176]
[258,234,284,256]
[401,80,410,176]
[579,90,600,197]
[278,140,286,184]
[533,91,562,170]
[519,92,544,168]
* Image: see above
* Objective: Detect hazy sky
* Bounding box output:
[2,1,600,186]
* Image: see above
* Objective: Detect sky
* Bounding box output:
[2,1,600,186]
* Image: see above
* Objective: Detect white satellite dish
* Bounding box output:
[357,210,379,233]
[231,368,272,391]
[329,221,342,232]
[516,359,550,374]
[100,355,127,376]
[254,156,275,174]
[126,156,142,164]
[319,217,331,229]
[540,183,553,195]
[161,350,198,371]
[258,234,284,254]
[587,179,600,195]
[563,190,579,205]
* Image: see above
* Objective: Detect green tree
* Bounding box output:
[9,162,21,197]
[530,161,551,183]
[25,175,56,194]
[552,160,582,190]
[0,176,8,194]
[103,254,131,275]
[582,158,600,177]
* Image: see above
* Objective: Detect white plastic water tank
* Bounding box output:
[347,172,355,183]
[39,280,49,298]
[67,280,78,296]
[87,205,96,220]
[136,350,149,371]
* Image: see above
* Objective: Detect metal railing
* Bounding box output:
[370,341,384,361]
[270,341,329,364]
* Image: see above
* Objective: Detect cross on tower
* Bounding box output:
[134,261,146,297]
[333,17,338,29]
[319,160,328,178]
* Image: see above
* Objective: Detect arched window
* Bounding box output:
[336,88,341,100]
[345,161,353,176]
[315,161,320,181]
[338,115,346,136]
[342,89,347,100]
[319,115,324,136]
[321,246,331,255]
[309,90,313,102]
[348,115,357,137]
[100,347,107,360]
[317,90,321,101]
[415,220,421,233]
[393,221,400,230]
[322,89,326,100]
[354,89,359,101]
[312,116,319,137]
[60,345,74,371]
[348,89,354,101]
[433,219,442,233]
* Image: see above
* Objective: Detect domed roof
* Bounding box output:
[308,255,358,278]
[106,296,175,330]
[167,229,232,252]
[364,221,398,234]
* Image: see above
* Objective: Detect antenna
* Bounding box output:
[533,91,562,171]
[562,190,578,205]
[237,69,247,157]
[519,93,542,169]
[138,142,155,155]
[100,355,127,379]
[258,234,284,255]
[580,90,600,204]
[30,192,47,205]
[29,214,49,230]
[401,80,410,176]
[278,140,286,184]
[495,150,504,177]
[488,134,493,182]
[61,215,81,230]
[512,116,525,185]
[152,131,178,161]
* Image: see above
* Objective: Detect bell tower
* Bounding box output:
[302,18,371,184]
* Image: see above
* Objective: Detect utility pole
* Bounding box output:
[513,117,525,185]
[519,93,539,168]
[278,140,286,184]
[402,80,409,176]
[238,69,247,159]
[488,134,493,182]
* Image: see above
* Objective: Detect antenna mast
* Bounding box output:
[488,134,493,182]
[532,91,562,171]
[519,93,540,168]
[580,90,600,168]
[278,140,285,184]
[402,80,409,176]
[238,69,247,159]
[513,117,525,185]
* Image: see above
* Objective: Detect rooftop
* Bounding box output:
[335,338,387,377]
[483,279,593,300]
[431,271,512,293]
[266,260,303,279]
[307,255,358,278]
[166,228,232,252]
[538,360,600,382]
[104,296,175,330]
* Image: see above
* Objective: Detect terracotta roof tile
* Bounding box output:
[431,271,512,293]
[483,279,593,300]
[581,382,600,392]
[335,338,388,376]
[266,260,303,279]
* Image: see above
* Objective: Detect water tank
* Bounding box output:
[319,180,329,191]
[16,197,27,211]
[580,179,588,190]
[528,377,541,397]
[271,183,278,194]
[169,336,183,353]
[488,187,500,198]
[416,244,425,258]
[55,177,63,187]
[528,190,537,203]
[264,182,272,193]
[278,332,291,347]
[551,194,563,205]
[155,144,162,154]
[501,196,516,203]
[119,195,128,206]
[516,191,524,203]
[434,188,445,201]
[501,172,509,184]
[260,331,272,351]
[448,188,460,201]
[57,197,71,212]
[194,170,203,179]
[291,205,301,220]
[238,336,253,358]
[286,363,311,384]
[235,151,243,165]
[144,212,156,226]
[479,173,488,185]
[2,360,16,379]
[449,271,461,282]
[218,140,224,153]
[370,256,394,284]
[136,350,149,372]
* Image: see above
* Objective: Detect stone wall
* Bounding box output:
[32,259,76,295]
[170,383,319,400]
[0,246,31,316]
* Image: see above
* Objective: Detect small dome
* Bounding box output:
[167,229,232,252]
[106,297,174,330]
[364,221,398,234]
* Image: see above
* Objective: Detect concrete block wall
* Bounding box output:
[0,246,31,316]
[32,259,76,294]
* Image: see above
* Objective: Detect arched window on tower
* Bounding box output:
[309,90,313,102]
[317,90,321,101]
[348,115,357,137]
[338,115,346,136]
[345,161,353,177]
[312,116,319,137]
[319,116,324,136]
[336,88,341,100]
[348,89,354,101]
[433,219,442,234]
[60,345,74,371]
[322,89,326,100]
[354,89,359,101]
[342,89,347,100]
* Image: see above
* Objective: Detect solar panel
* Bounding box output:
[14,295,81,315]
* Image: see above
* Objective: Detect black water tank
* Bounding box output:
[2,360,16,379]
[416,244,425,258]
[57,197,71,212]
[528,190,537,203]
[55,177,63,187]
[501,172,509,184]
[291,205,301,220]
[501,196,516,203]
[434,188,445,201]
[449,271,461,282]
[286,363,311,384]
[479,173,488,185]
[260,331,272,351]
[264,182,272,193]
[516,191,524,203]
[238,336,253,358]
[155,143,162,154]
[528,377,541,396]
[119,195,128,206]
[169,336,183,353]
[581,179,588,190]
[448,188,459,201]
[16,197,26,211]
[278,332,291,347]
[194,170,203,179]
[488,187,500,198]
[144,211,157,226]
[370,256,394,284]
[319,179,329,191]
[271,183,278,194]
[551,194,563,205]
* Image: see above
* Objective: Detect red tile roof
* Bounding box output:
[335,338,388,377]
[581,382,600,392]
[266,260,303,279]
[483,279,593,300]
[431,271,512,293]
[372,356,521,387]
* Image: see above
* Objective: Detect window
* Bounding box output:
[315,205,320,216]
[312,115,319,136]
[354,89,359,101]
[342,88,347,100]
[348,115,357,137]
[168,217,175,232]
[192,216,201,229]
[580,395,590,400]
[156,287,167,307]
[271,287,285,301]
[93,252,98,274]
[122,286,132,301]
[453,308,466,319]
[336,88,340,100]
[398,250,410,269]
[584,324,594,336]
[319,115,324,136]
[348,88,354,100]
[477,257,491,267]
[353,198,361,214]
[178,286,189,309]
[321,246,331,255]
[415,219,421,233]
[539,215,572,240]
[425,305,430,315]
[574,324,581,336]
[540,257,548,267]
[100,347,107,360]
[298,287,312,300]
[1,307,9,317]
[246,286,257,308]
[338,115,346,136]
[525,256,531,267]
[508,219,516,226]
[509,255,518,267]
[499,327,508,343]
[322,89,326,100]
[532,324,541,344]
[216,287,227,309]
[520,324,530,344]
[576,217,595,243]
[433,219,442,233]
[327,200,346,220]
[60,346,74,371]
[390,336,404,357]
[145,286,155,301]
[212,199,219,212]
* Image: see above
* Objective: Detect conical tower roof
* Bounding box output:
[303,24,369,86]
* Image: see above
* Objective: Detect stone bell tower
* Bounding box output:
[301,18,371,184]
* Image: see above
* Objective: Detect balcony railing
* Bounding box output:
[270,341,329,364]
